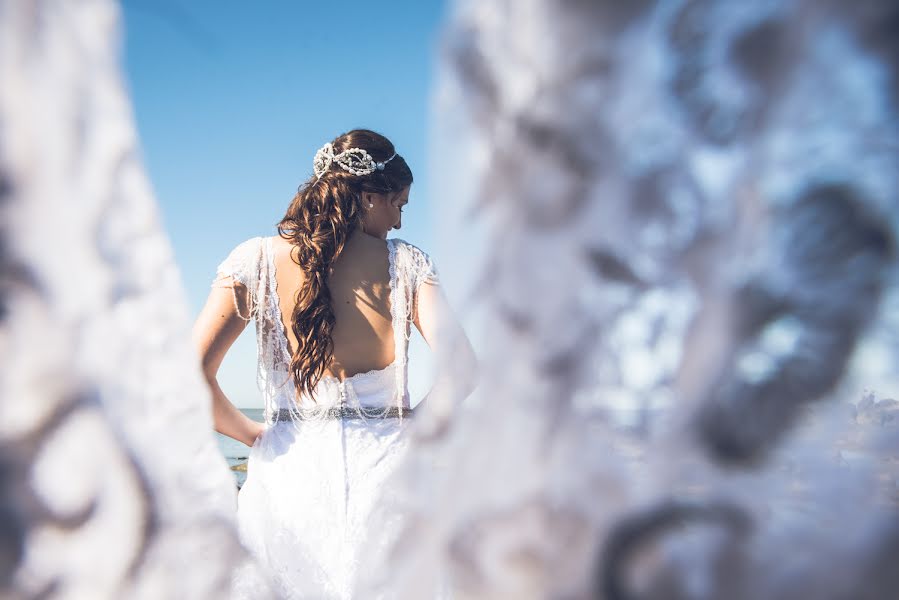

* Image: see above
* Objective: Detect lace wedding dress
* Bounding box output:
[214,235,438,599]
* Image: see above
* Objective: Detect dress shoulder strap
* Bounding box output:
[388,238,441,409]
[386,240,406,405]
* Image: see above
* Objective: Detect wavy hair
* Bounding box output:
[277,129,413,403]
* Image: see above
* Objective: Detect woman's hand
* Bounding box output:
[249,421,266,447]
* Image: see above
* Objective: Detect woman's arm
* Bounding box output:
[413,281,479,410]
[191,279,265,447]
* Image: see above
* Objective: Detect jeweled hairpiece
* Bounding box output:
[313,142,398,180]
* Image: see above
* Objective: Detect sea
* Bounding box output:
[216,408,264,488]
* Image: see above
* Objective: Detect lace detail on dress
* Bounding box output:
[388,238,405,415]
[264,238,291,364]
[261,236,295,425]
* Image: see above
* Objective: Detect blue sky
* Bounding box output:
[121,0,448,407]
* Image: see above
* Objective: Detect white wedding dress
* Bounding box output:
[214,235,438,599]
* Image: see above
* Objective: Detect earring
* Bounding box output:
[368,203,373,208]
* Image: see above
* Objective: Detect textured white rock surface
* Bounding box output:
[0,1,272,597]
[357,1,899,598]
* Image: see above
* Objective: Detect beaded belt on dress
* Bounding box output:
[272,406,414,421]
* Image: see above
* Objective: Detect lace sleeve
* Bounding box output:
[397,240,440,328]
[211,236,264,321]
[410,245,440,290]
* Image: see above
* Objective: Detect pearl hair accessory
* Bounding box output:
[313,142,398,180]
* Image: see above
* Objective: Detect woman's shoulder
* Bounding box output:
[267,233,294,251]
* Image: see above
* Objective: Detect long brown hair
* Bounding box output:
[277,129,413,402]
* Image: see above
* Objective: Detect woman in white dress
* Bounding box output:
[191,129,477,598]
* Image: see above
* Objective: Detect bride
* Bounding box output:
[191,129,477,598]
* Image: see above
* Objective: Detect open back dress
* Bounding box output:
[212,235,438,599]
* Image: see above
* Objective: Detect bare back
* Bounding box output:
[270,232,397,381]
